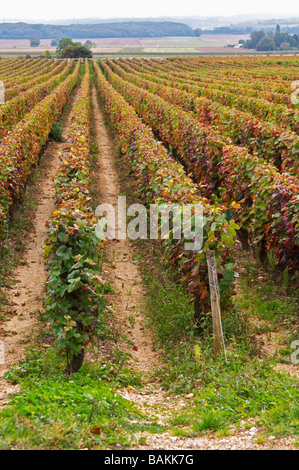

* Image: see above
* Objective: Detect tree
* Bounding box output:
[256,36,276,51]
[51,39,58,47]
[274,25,285,47]
[293,34,299,47]
[250,30,266,48]
[193,28,202,37]
[30,37,40,47]
[0,21,194,39]
[243,25,299,51]
[279,42,291,50]
[243,30,265,49]
[84,40,96,49]
[56,37,76,54]
[43,50,52,58]
[61,45,92,58]
[243,39,253,49]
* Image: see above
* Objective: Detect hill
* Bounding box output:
[0,21,194,39]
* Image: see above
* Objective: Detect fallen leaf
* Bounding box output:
[90,427,102,435]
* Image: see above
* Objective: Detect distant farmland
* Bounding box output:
[0,34,251,56]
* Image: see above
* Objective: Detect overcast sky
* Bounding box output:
[0,0,298,22]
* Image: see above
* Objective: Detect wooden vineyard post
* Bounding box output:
[206,249,227,361]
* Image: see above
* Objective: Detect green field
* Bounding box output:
[143,47,199,53]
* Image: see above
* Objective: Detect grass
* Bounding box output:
[236,261,298,323]
[234,257,299,365]
[0,348,164,449]
[136,241,299,441]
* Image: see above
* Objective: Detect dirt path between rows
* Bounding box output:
[90,84,297,451]
[0,83,82,408]
[91,84,160,375]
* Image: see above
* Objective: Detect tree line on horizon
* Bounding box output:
[242,24,299,51]
[0,21,194,39]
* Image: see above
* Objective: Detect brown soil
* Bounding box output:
[90,84,160,375]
